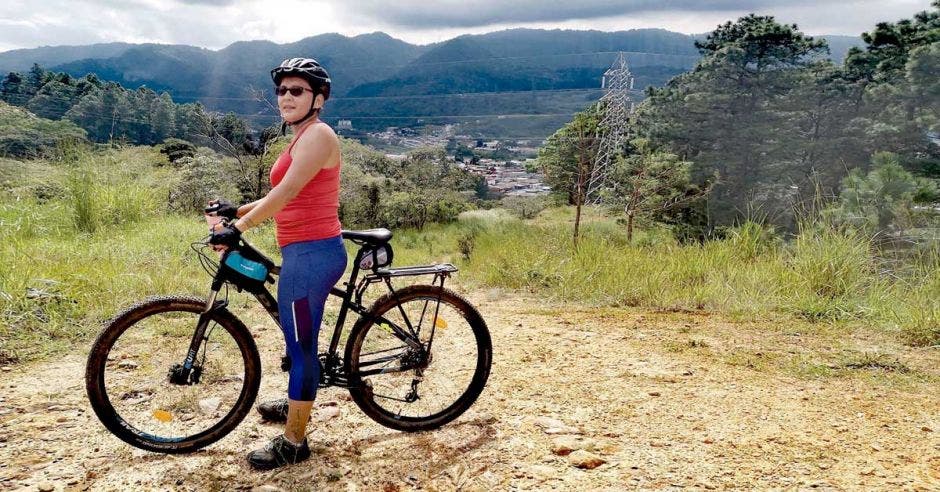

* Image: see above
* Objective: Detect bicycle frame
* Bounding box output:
[181,238,456,389]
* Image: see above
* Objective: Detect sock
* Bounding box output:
[283,435,305,447]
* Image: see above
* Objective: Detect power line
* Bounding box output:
[1,83,649,109]
[126,86,645,103]
[8,47,687,100]
[70,82,649,107]
[1,92,588,121]
[4,83,644,142]
[3,95,612,142]
[215,49,699,75]
[322,113,577,120]
[4,86,632,143]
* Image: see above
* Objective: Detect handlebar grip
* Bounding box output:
[205,214,224,230]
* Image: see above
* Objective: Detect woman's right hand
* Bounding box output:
[209,223,242,252]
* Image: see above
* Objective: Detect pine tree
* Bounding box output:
[0,72,26,105]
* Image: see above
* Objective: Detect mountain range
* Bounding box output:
[0,30,862,136]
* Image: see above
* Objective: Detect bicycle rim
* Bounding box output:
[91,300,256,450]
[350,289,490,424]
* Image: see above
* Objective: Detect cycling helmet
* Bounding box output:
[271,58,331,101]
[271,57,332,126]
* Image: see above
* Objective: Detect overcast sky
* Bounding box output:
[0,0,933,53]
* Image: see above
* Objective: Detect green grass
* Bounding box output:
[0,214,212,362]
[1,146,937,364]
[890,251,940,347]
[454,209,939,347]
[0,145,198,363]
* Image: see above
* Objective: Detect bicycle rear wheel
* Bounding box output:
[345,285,492,432]
[85,296,261,453]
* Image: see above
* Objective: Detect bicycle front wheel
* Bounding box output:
[85,296,261,453]
[345,285,492,432]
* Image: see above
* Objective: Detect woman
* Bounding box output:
[208,57,346,470]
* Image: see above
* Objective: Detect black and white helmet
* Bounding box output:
[271,58,331,101]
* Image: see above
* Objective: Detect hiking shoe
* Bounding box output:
[247,435,311,471]
[256,398,289,422]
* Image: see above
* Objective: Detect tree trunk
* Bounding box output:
[573,121,590,245]
[627,211,635,243]
[255,160,265,200]
[574,198,582,244]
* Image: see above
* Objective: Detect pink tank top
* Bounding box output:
[269,124,342,248]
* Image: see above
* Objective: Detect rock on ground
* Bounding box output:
[567,450,607,469]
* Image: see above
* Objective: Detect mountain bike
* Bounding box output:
[84,225,492,454]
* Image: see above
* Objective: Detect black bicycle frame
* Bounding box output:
[184,239,456,387]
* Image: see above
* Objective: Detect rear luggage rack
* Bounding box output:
[356,263,458,307]
[370,263,458,279]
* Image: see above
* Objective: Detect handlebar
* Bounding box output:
[203,214,280,277]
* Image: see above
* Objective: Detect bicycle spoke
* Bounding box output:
[355,294,481,420]
[358,344,409,358]
[99,306,251,442]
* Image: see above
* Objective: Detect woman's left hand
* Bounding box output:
[205,199,239,219]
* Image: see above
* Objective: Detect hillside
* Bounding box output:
[0,42,134,73]
[0,100,87,157]
[0,29,861,135]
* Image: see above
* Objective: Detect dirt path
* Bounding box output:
[1,289,939,491]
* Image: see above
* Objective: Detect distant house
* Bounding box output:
[337,120,353,130]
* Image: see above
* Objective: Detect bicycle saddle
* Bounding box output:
[341,228,392,244]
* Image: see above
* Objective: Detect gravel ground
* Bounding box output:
[1,289,938,491]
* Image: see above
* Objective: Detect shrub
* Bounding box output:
[896,252,940,346]
[31,182,66,203]
[790,227,872,300]
[67,166,97,233]
[159,138,197,164]
[501,195,549,219]
[456,229,476,260]
[727,221,781,262]
[168,154,240,214]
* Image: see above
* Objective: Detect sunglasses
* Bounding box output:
[275,85,313,97]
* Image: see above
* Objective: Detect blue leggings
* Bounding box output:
[277,235,347,401]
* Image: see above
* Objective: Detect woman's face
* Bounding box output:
[277,75,315,123]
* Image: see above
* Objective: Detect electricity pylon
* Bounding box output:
[587,52,634,203]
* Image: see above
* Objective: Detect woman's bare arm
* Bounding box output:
[233,124,339,232]
[236,199,262,218]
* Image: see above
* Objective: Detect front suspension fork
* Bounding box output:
[169,289,225,385]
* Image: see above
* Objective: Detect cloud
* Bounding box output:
[0,0,932,52]
[0,0,264,51]
[0,17,110,49]
[174,0,238,5]
[348,0,828,28]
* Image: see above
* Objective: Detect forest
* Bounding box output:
[538,8,939,237]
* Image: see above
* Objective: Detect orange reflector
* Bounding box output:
[153,409,173,422]
[435,317,447,329]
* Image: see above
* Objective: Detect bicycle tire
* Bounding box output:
[344,285,492,432]
[85,296,261,453]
